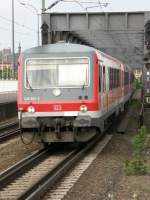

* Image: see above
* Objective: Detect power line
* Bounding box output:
[98,0,104,10]
[63,0,108,4]
[45,0,109,11]
[0,15,37,33]
[0,25,36,38]
[63,0,109,8]
[72,0,87,11]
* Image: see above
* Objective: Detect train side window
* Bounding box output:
[112,69,114,88]
[116,70,118,87]
[109,68,120,89]
[113,68,115,88]
[103,66,106,92]
[124,71,129,85]
[109,68,112,90]
[115,69,117,88]
[117,69,120,87]
[110,68,113,90]
[111,68,113,89]
[98,63,101,92]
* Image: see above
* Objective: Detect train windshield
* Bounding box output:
[25,58,89,89]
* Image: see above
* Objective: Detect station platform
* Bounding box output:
[0,80,17,104]
[0,92,17,104]
[0,81,17,120]
[0,92,17,121]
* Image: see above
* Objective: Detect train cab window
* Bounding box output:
[25,58,89,89]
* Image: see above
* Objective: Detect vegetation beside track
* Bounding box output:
[124,126,148,176]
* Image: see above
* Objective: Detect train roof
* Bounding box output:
[23,42,95,54]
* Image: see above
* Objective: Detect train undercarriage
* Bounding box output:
[20,115,99,144]
[19,104,126,145]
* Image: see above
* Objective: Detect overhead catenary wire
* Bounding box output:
[98,0,103,10]
[45,0,109,11]
[0,15,37,33]
[63,0,109,10]
[0,25,36,37]
[63,0,108,4]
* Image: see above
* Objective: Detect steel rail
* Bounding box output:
[0,120,19,142]
[0,147,52,189]
[17,135,102,200]
[0,128,20,143]
[0,120,18,131]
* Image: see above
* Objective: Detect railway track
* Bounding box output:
[0,134,112,200]
[0,120,20,143]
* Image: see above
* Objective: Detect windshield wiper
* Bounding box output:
[82,82,86,90]
[26,73,33,91]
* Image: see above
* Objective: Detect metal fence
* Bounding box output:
[0,65,17,80]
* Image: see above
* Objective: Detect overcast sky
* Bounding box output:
[0,0,150,52]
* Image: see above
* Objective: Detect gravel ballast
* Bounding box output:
[0,136,41,172]
[63,93,150,200]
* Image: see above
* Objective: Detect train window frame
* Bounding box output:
[108,67,121,90]
[24,57,90,90]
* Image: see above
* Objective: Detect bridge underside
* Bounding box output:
[42,12,150,68]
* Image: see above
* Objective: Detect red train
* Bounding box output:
[17,43,133,143]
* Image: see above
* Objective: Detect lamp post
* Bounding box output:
[2,50,4,80]
[20,2,40,46]
[12,0,15,79]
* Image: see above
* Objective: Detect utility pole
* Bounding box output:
[42,0,45,12]
[12,0,15,79]
[2,50,3,80]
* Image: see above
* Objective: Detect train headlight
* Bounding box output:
[80,105,87,112]
[53,88,61,97]
[27,106,35,113]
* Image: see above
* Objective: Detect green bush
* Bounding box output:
[132,126,147,159]
[124,126,148,176]
[124,159,147,176]
[133,79,141,89]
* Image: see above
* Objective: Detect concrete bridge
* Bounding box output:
[41,10,150,68]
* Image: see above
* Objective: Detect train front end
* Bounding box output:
[17,43,99,143]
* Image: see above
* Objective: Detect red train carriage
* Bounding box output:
[17,43,133,143]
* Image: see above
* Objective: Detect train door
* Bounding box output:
[121,64,124,98]
[98,61,102,108]
[101,65,108,110]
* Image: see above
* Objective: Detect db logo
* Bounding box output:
[53,105,62,111]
